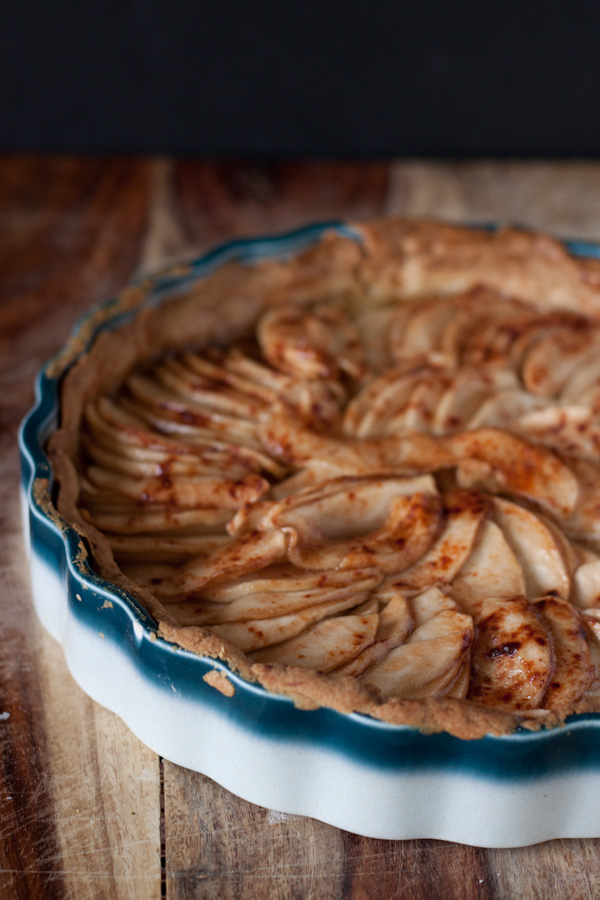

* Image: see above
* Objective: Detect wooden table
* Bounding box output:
[3,156,600,899]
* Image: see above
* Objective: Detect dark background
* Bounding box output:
[2,0,600,157]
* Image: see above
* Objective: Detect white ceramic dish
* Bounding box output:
[19,222,600,847]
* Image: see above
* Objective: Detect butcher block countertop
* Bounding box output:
[3,156,600,899]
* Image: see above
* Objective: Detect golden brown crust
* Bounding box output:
[46,218,600,739]
[202,669,236,697]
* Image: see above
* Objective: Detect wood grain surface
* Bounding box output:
[2,155,600,899]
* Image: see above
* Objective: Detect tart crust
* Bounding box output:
[47,219,600,739]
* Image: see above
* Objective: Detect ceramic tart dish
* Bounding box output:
[19,219,600,847]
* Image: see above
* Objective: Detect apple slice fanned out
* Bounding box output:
[199,567,382,624]
[444,428,579,519]
[284,490,442,573]
[138,529,289,600]
[466,388,546,429]
[571,559,600,608]
[82,502,233,535]
[356,304,412,372]
[391,298,459,363]
[201,564,381,603]
[180,350,284,405]
[229,474,442,573]
[409,585,464,625]
[249,613,379,673]
[490,497,571,599]
[85,393,283,478]
[260,401,455,475]
[109,533,235,564]
[230,474,438,536]
[520,325,600,397]
[360,598,473,700]
[219,347,294,394]
[343,365,449,438]
[257,302,368,381]
[153,356,269,419]
[579,610,600,702]
[432,367,519,434]
[375,592,414,640]
[560,355,600,404]
[505,313,584,371]
[468,596,554,710]
[533,596,595,710]
[460,306,538,365]
[335,592,414,677]
[564,458,600,547]
[203,592,371,652]
[122,373,262,446]
[85,464,269,510]
[514,406,600,461]
[450,520,526,614]
[391,489,488,592]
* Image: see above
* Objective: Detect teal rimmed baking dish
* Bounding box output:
[19,221,600,846]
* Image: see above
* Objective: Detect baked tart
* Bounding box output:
[46,219,600,739]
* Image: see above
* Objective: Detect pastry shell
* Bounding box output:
[20,220,600,845]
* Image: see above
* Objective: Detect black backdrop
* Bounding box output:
[2,0,600,157]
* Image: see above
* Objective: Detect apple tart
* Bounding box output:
[48,219,600,738]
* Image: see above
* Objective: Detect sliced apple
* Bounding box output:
[571,560,600,609]
[109,533,232,564]
[343,364,445,437]
[83,503,232,534]
[260,401,455,474]
[88,394,283,475]
[376,592,414,640]
[580,612,600,703]
[153,357,268,419]
[86,465,269,510]
[401,377,454,432]
[357,304,411,372]
[490,497,571,599]
[521,326,599,396]
[361,606,473,700]
[565,457,600,546]
[202,568,382,624]
[561,355,600,404]
[392,489,488,591]
[534,595,595,710]
[450,520,526,613]
[202,564,381,602]
[81,503,231,535]
[432,367,519,434]
[221,347,293,394]
[466,388,546,429]
[507,313,582,370]
[228,474,441,573]
[409,585,463,625]
[204,592,368,651]
[280,486,442,573]
[153,529,289,598]
[250,612,379,672]
[181,350,283,404]
[460,306,538,365]
[442,656,471,699]
[515,406,600,461]
[443,428,579,519]
[468,596,553,710]
[257,302,368,381]
[392,298,459,362]
[334,641,399,677]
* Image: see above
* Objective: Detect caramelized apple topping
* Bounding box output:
[78,291,600,719]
